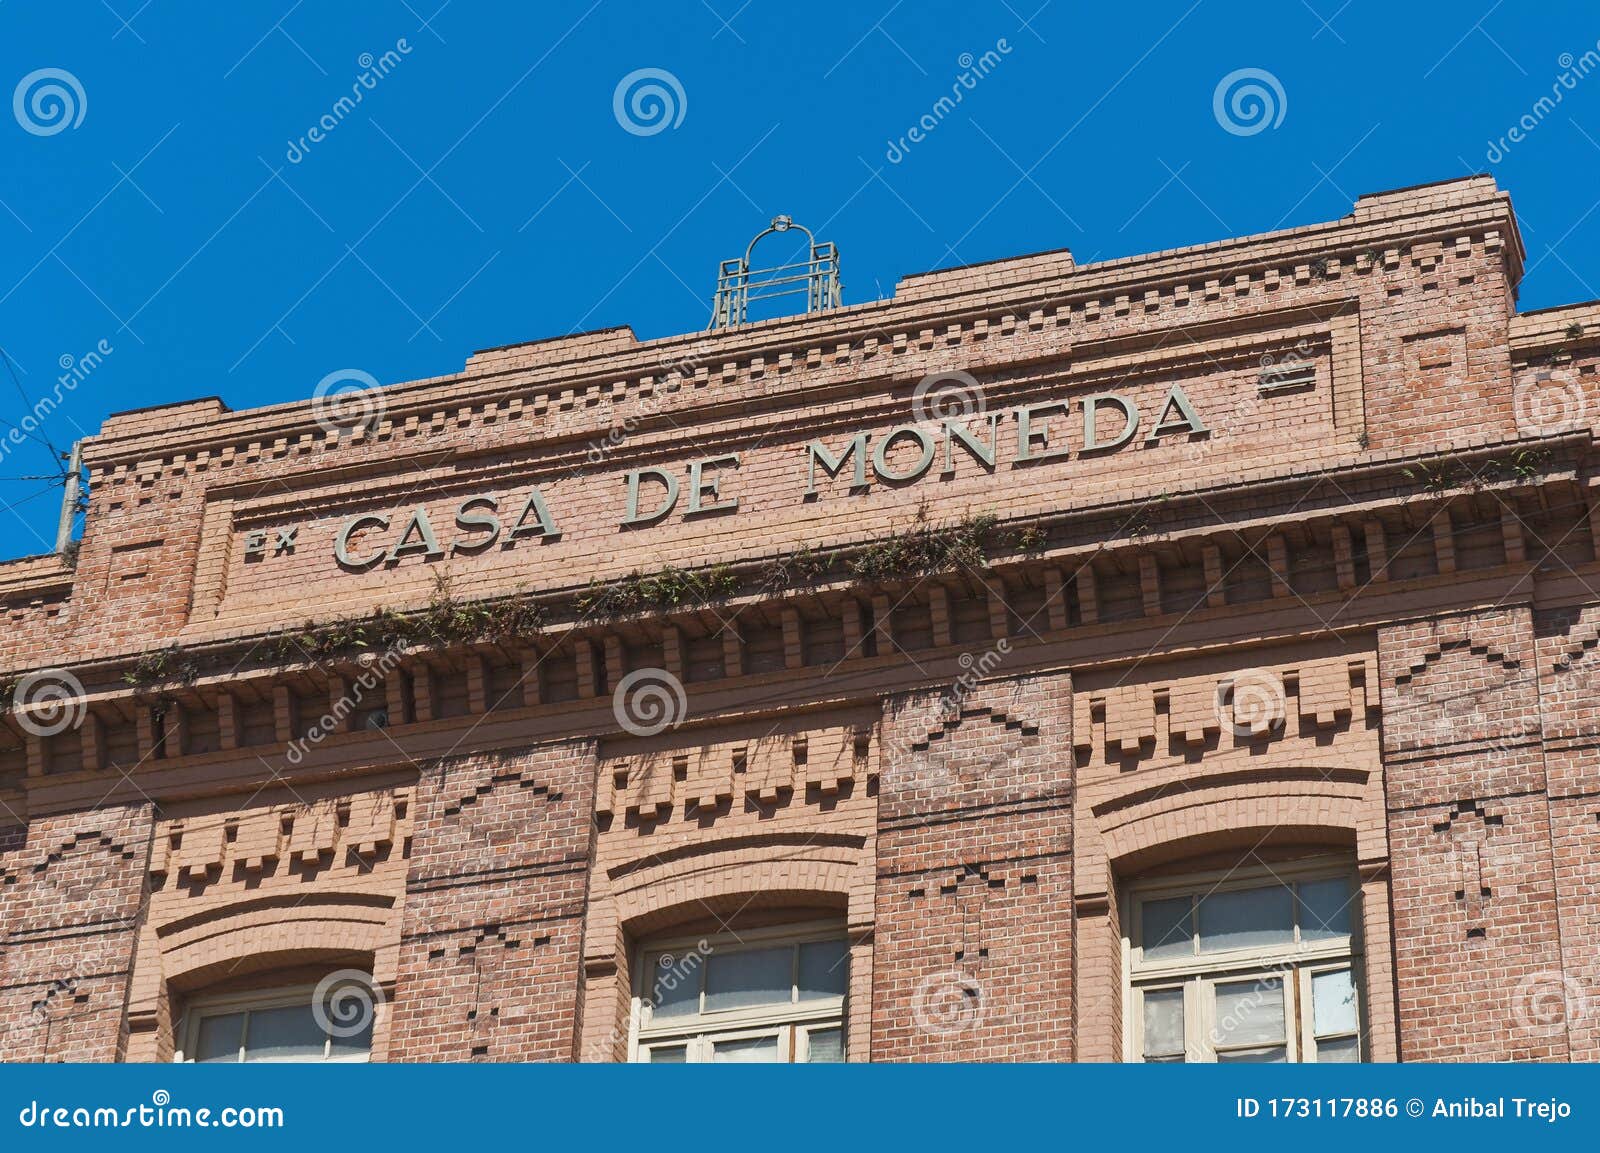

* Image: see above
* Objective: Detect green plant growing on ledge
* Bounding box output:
[1121,492,1170,540]
[408,575,546,646]
[268,608,400,665]
[268,574,549,667]
[102,511,1062,691]
[848,511,1003,583]
[124,645,199,689]
[1014,525,1048,554]
[575,564,739,618]
[1401,459,1461,493]
[1534,322,1590,368]
[760,545,833,591]
[1476,448,1552,484]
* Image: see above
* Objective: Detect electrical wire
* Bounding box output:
[0,341,68,462]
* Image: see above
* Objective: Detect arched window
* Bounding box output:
[176,972,377,1063]
[1126,856,1363,1063]
[631,920,848,1063]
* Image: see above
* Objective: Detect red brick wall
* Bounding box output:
[1378,608,1568,1060]
[386,739,595,1061]
[872,673,1074,1060]
[1536,603,1600,1060]
[0,803,152,1061]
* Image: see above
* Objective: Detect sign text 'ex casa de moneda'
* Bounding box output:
[288,383,1207,572]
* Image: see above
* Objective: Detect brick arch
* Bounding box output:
[1073,761,1396,1062]
[581,835,875,1063]
[1099,783,1370,875]
[1079,764,1385,897]
[124,891,402,1062]
[613,853,862,937]
[167,945,373,994]
[158,901,396,989]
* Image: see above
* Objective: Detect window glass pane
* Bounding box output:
[1312,968,1359,1037]
[1298,878,1354,942]
[1217,1045,1287,1063]
[711,1034,782,1062]
[1141,896,1194,960]
[194,1012,245,1063]
[1213,977,1286,1048]
[241,1004,325,1062]
[1315,1035,1360,1063]
[1198,885,1294,952]
[327,1016,374,1059]
[705,946,793,1011]
[650,952,703,1017]
[647,1044,687,1063]
[806,1027,845,1063]
[798,939,849,1000]
[1141,988,1185,1059]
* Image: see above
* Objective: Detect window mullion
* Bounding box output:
[1285,966,1300,1063]
[1297,966,1314,1061]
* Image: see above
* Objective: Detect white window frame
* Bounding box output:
[175,983,372,1064]
[1123,857,1365,1064]
[629,920,848,1063]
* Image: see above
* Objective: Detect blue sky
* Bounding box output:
[1,1,1598,558]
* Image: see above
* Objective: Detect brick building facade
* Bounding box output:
[1,174,1596,1062]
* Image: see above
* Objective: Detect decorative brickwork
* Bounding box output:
[1378,608,1569,1060]
[388,740,595,1062]
[0,804,151,1061]
[122,778,412,1062]
[580,709,878,1061]
[2,176,1598,1062]
[874,674,1074,1061]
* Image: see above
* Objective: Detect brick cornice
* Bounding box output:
[78,181,1519,479]
[6,435,1587,824]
